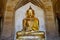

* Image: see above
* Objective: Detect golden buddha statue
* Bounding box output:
[16,7,45,40]
[22,7,39,32]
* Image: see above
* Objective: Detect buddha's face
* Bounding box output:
[26,9,35,17]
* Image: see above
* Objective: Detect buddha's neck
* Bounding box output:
[26,16,34,18]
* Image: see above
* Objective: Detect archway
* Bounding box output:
[15,2,45,32]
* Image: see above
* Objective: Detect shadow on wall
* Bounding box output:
[56,13,60,36]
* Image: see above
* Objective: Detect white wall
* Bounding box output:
[15,2,46,32]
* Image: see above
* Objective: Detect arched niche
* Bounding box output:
[15,2,46,32]
[1,0,58,40]
[15,2,46,40]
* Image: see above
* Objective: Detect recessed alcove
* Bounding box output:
[15,2,46,40]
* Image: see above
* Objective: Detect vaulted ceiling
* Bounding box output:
[15,0,44,10]
[0,0,60,17]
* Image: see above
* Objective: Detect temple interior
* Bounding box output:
[0,0,60,40]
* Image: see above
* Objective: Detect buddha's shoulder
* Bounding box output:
[23,18,29,21]
[34,17,39,20]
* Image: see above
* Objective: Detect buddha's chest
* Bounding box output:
[26,18,37,26]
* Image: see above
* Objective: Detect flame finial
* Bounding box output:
[29,6,32,9]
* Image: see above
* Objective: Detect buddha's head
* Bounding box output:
[26,7,35,17]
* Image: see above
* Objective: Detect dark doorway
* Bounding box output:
[0,17,2,35]
[56,13,60,36]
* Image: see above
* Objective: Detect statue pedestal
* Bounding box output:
[16,31,45,40]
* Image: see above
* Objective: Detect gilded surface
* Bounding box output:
[23,7,39,32]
